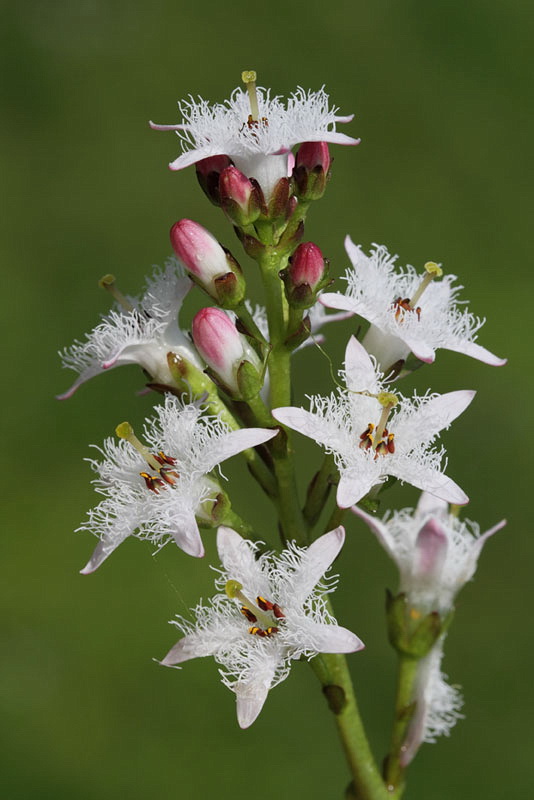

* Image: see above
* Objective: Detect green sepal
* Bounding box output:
[234,227,266,259]
[236,359,264,401]
[283,315,311,350]
[164,351,215,396]
[386,591,452,658]
[213,269,246,309]
[293,164,331,202]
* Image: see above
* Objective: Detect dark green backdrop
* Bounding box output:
[1,1,530,798]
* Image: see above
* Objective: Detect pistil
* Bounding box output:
[241,70,259,121]
[409,261,443,309]
[225,579,284,634]
[99,274,134,312]
[375,392,398,443]
[116,421,161,470]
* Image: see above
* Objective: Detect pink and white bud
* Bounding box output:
[195,155,233,205]
[288,242,326,290]
[295,141,331,174]
[293,141,331,201]
[170,219,245,307]
[192,308,261,395]
[407,519,449,593]
[219,166,263,226]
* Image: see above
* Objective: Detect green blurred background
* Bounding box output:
[1,0,531,797]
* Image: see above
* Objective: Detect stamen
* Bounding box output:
[241,70,259,121]
[98,274,135,312]
[225,581,284,629]
[115,421,161,472]
[409,261,443,308]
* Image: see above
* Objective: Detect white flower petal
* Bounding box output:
[395,390,476,446]
[344,336,382,393]
[201,427,278,473]
[80,537,124,574]
[216,527,267,592]
[350,505,397,561]
[310,623,365,654]
[161,631,221,665]
[292,527,345,599]
[235,661,277,729]
[390,460,469,505]
[170,512,204,558]
[415,491,449,521]
[445,339,507,366]
[337,469,378,508]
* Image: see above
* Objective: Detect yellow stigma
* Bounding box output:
[409,262,443,308]
[241,69,259,121]
[377,391,399,409]
[225,579,243,599]
[424,261,443,278]
[99,273,134,312]
[115,421,134,439]
[115,421,161,471]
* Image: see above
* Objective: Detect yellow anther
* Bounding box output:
[377,391,399,409]
[225,579,244,599]
[241,69,259,121]
[424,261,443,278]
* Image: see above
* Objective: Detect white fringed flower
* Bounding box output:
[352,491,506,613]
[320,237,506,370]
[79,395,278,573]
[273,337,474,508]
[150,79,359,200]
[58,259,200,399]
[401,638,464,765]
[161,526,363,728]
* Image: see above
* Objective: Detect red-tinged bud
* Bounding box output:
[192,308,263,398]
[280,242,330,308]
[195,155,233,205]
[293,141,331,201]
[267,176,291,221]
[219,166,264,227]
[170,219,245,308]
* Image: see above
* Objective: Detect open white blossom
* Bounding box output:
[273,337,474,508]
[58,259,200,399]
[320,237,506,370]
[401,638,464,765]
[150,80,359,200]
[79,395,278,573]
[353,492,505,763]
[161,525,363,728]
[352,491,506,613]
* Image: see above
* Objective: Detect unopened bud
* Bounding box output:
[294,141,331,200]
[219,166,264,227]
[170,219,245,308]
[191,308,263,398]
[195,155,233,205]
[280,242,330,308]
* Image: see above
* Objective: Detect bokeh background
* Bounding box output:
[1,1,531,798]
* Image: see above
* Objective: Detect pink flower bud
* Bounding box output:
[171,219,228,281]
[192,308,260,395]
[295,141,331,174]
[293,142,331,201]
[288,242,326,290]
[219,166,263,226]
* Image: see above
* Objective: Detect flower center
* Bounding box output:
[390,262,443,322]
[115,421,180,494]
[359,391,398,459]
[225,580,285,637]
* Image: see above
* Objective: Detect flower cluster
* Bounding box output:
[60,71,507,792]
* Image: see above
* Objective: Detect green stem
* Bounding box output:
[383,655,419,796]
[311,651,390,800]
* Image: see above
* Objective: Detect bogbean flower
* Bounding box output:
[353,492,505,762]
[320,238,506,371]
[58,260,201,399]
[161,526,364,728]
[352,491,506,614]
[273,337,474,508]
[79,395,277,573]
[150,71,359,201]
